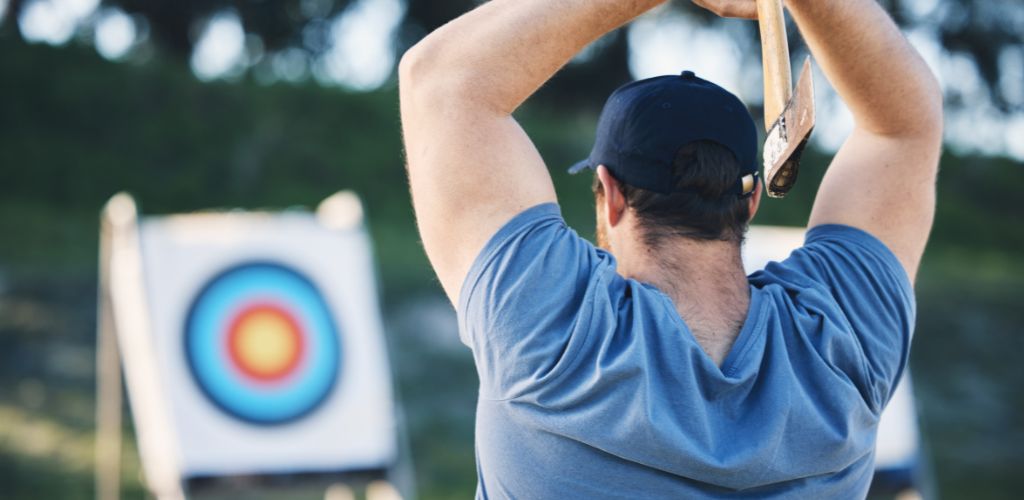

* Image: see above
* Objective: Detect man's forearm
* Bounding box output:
[785,0,943,137]
[399,0,664,115]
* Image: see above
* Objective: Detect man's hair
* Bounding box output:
[593,140,752,246]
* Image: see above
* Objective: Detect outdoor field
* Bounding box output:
[0,1,1022,498]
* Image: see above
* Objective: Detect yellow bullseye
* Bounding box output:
[228,306,303,382]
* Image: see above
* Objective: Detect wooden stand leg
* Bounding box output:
[96,218,123,500]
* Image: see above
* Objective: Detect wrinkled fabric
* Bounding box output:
[457,203,914,499]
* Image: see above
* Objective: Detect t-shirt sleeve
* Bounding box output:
[457,203,610,401]
[763,224,916,412]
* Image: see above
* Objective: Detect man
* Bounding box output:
[400,0,941,497]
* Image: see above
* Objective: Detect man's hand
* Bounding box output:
[400,0,664,305]
[692,0,758,19]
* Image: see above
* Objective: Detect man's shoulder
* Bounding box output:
[457,202,625,400]
[749,223,916,412]
[751,224,913,298]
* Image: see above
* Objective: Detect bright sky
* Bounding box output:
[316,0,405,90]
[18,0,78,45]
[11,0,1023,160]
[93,7,135,60]
[190,10,247,81]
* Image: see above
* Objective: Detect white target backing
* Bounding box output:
[128,205,397,479]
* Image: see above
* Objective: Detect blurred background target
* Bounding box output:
[91,193,405,498]
[184,262,342,425]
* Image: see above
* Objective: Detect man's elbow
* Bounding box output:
[399,36,462,100]
[917,73,945,140]
[873,74,944,143]
[400,45,447,110]
[399,37,497,113]
[398,40,434,92]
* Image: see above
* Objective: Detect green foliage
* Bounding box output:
[0,37,430,292]
[6,0,1019,112]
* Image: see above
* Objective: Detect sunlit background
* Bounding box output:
[0,0,1021,498]
[6,0,1022,155]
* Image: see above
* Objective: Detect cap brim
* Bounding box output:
[567,159,594,175]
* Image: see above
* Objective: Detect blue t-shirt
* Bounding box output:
[457,203,915,499]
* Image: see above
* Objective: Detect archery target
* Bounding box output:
[184,262,341,425]
[133,207,398,478]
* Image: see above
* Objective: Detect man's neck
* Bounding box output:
[617,237,751,366]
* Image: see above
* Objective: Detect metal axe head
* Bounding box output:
[763,57,815,199]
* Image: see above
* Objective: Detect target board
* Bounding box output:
[113,194,398,480]
[183,262,342,425]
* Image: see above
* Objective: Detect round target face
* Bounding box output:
[184,262,342,425]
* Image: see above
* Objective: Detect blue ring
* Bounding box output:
[184,262,342,425]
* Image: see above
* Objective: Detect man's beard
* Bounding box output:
[596,212,611,251]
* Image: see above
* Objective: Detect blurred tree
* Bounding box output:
[111,1,357,57]
[0,0,1020,111]
[926,0,1024,112]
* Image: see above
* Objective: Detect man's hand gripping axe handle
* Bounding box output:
[758,0,815,199]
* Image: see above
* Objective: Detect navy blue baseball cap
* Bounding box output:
[569,70,759,197]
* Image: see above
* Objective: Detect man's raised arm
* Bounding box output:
[399,0,665,304]
[786,0,944,283]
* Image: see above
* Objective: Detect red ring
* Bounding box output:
[226,302,306,384]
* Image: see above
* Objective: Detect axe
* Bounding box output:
[757,0,815,198]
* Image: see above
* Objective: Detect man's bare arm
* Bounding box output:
[786,0,943,283]
[399,0,665,304]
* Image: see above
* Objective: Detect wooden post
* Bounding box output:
[95,205,123,500]
[99,193,186,500]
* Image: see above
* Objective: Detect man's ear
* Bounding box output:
[748,180,763,221]
[597,165,627,227]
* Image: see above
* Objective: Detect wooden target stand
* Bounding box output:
[95,192,415,500]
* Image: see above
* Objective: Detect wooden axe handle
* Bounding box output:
[758,0,792,131]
